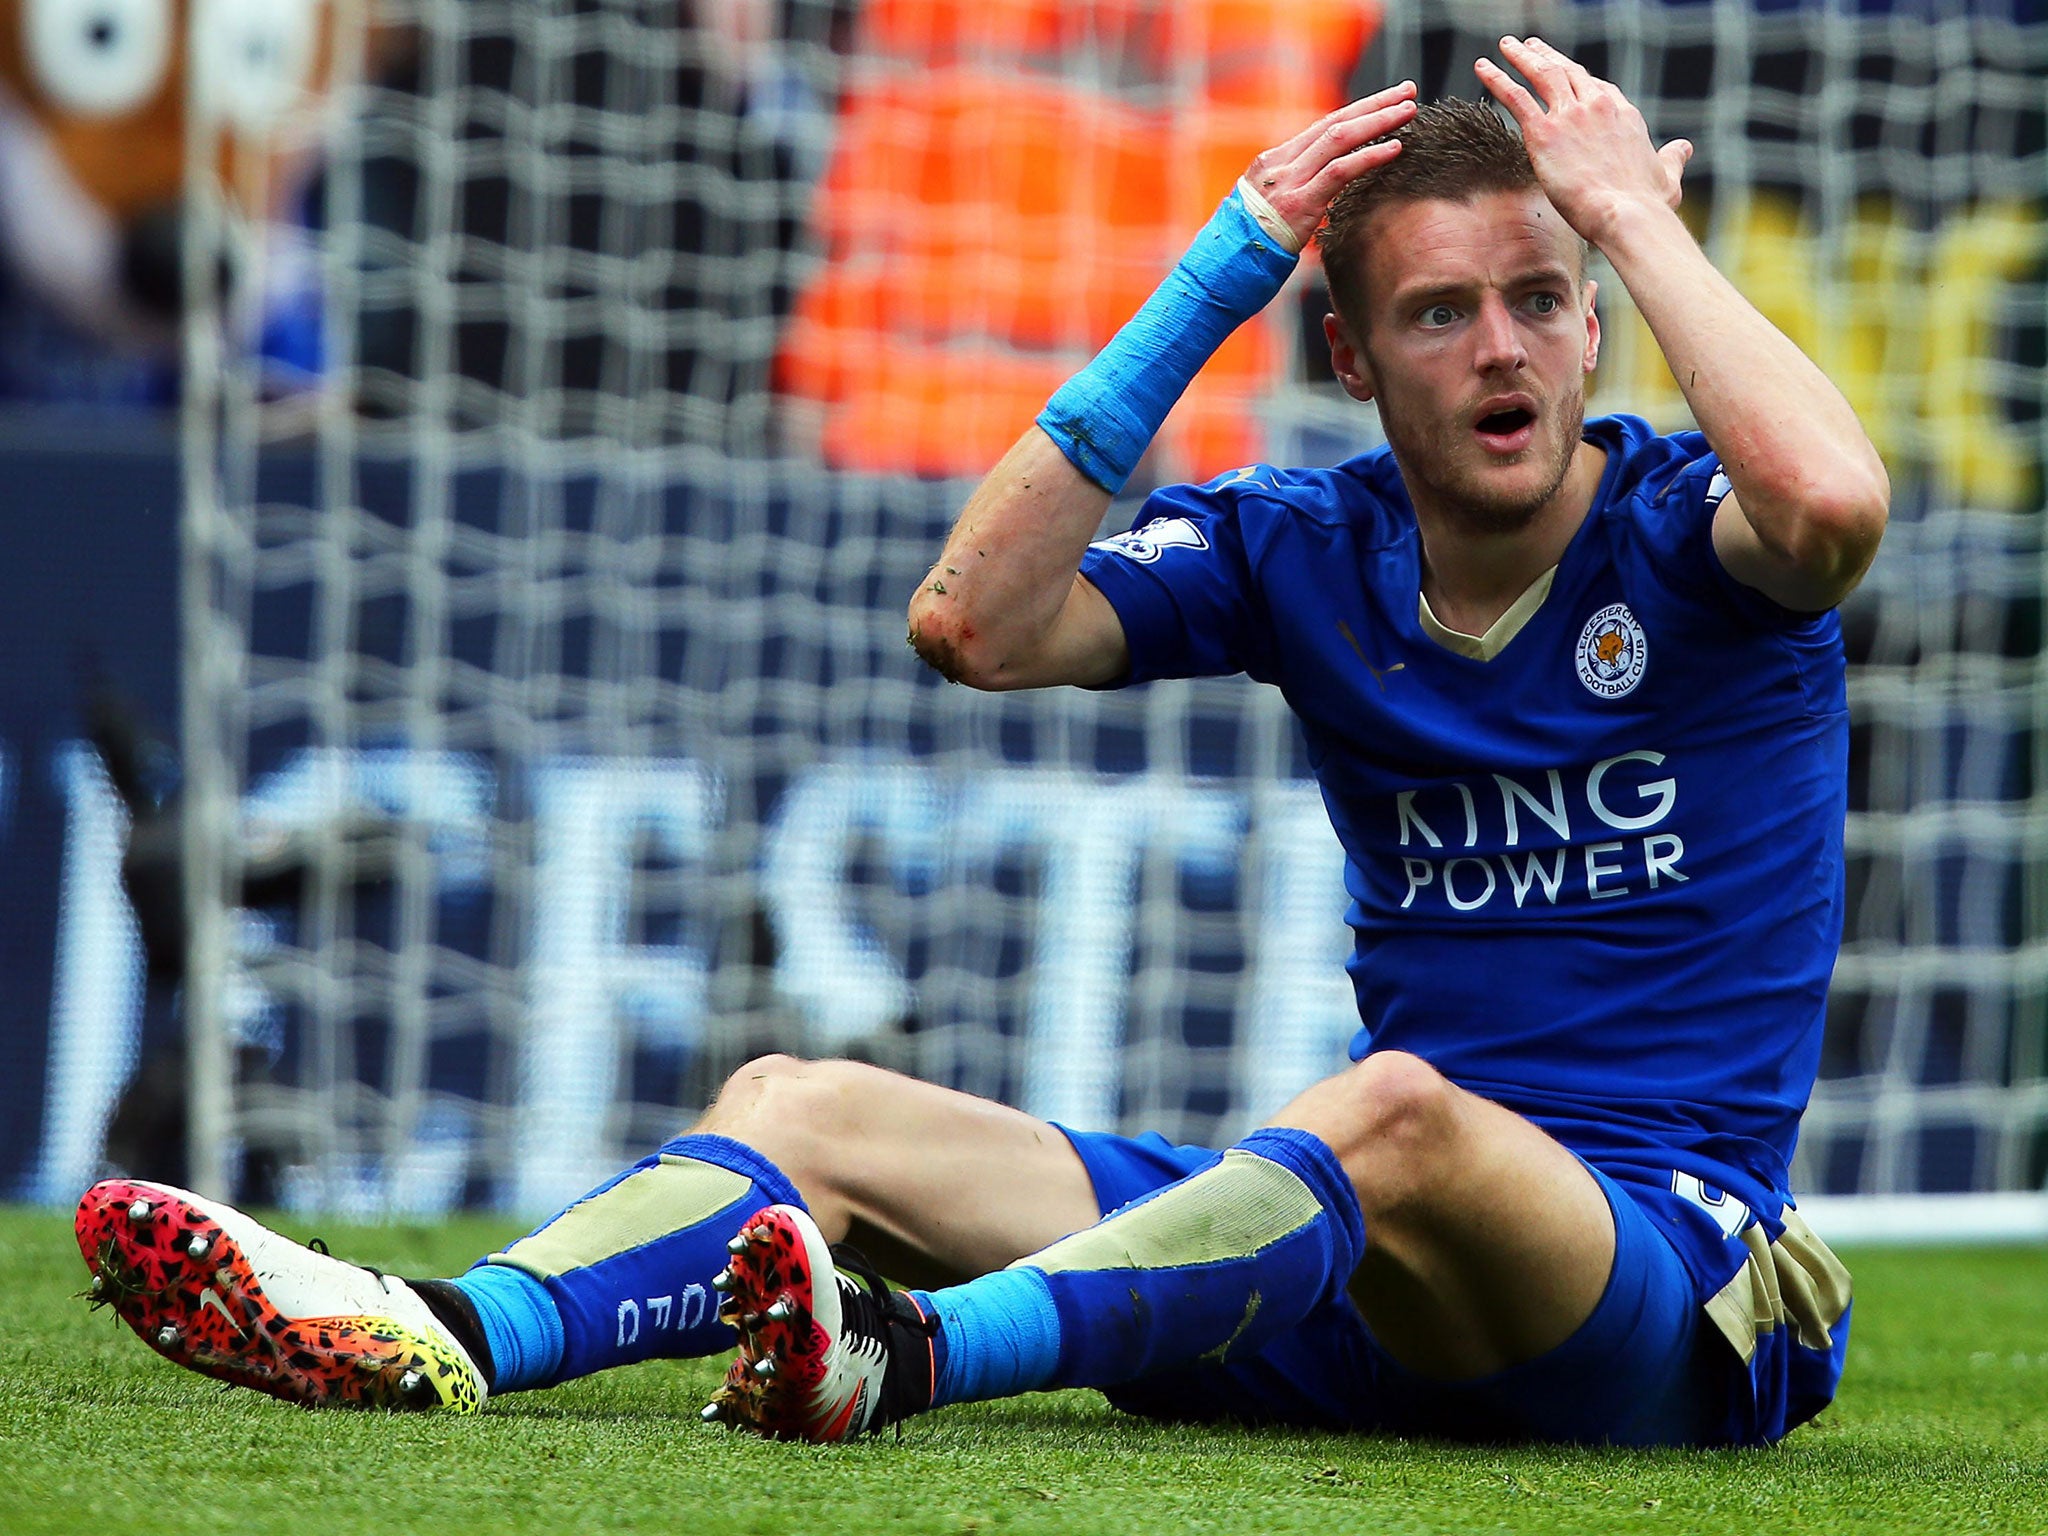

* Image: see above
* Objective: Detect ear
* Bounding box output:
[1579,278,1601,374]
[1324,312,1376,403]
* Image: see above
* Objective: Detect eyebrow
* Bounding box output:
[1389,266,1579,309]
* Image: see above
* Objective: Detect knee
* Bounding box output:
[712,1053,828,1126]
[702,1053,880,1154]
[710,1052,799,1113]
[1351,1051,1458,1137]
[1309,1052,1463,1215]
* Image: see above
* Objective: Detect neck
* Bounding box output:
[1411,439,1607,636]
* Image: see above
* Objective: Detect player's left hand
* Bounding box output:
[1475,37,1692,248]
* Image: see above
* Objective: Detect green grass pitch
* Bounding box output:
[3,1205,2044,1535]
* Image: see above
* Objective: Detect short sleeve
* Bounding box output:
[1077,472,1271,686]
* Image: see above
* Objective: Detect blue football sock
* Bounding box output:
[919,1126,1363,1403]
[453,1262,563,1392]
[914,1269,1060,1409]
[462,1132,804,1389]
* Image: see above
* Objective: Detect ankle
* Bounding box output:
[448,1264,565,1392]
[407,1277,497,1391]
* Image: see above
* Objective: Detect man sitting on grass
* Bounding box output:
[80,37,1879,1449]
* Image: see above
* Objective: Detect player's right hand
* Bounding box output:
[1242,83,1419,250]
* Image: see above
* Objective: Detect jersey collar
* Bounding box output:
[1417,565,1558,661]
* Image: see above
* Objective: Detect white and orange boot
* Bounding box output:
[76,1178,486,1413]
[701,1203,939,1440]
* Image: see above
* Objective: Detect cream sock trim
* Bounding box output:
[1016,1148,1323,1275]
[490,1154,753,1281]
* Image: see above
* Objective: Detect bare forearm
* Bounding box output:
[905,427,1115,689]
[906,86,1418,691]
[1599,200,1888,573]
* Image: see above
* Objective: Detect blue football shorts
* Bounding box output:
[1054,1125,1742,1447]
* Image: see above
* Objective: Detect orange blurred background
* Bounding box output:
[776,0,1380,481]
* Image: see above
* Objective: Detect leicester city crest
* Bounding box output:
[1576,602,1648,698]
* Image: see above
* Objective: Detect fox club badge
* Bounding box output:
[1576,602,1648,698]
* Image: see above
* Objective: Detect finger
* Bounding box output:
[1658,138,1694,207]
[1520,35,1599,96]
[1269,95,1417,188]
[1497,35,1575,107]
[1299,137,1407,209]
[1268,82,1417,169]
[1474,56,1544,128]
[1287,85,1416,155]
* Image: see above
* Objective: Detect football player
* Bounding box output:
[80,39,1881,1449]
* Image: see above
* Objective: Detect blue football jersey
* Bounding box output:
[1079,414,1848,1300]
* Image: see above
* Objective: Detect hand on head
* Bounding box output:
[1241,83,1419,251]
[1476,37,1692,247]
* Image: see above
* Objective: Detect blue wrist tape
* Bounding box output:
[1037,186,1300,494]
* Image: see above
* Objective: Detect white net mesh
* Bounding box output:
[181,0,2048,1216]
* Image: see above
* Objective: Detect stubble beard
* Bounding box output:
[1378,386,1586,538]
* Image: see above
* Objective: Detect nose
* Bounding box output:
[120,203,235,322]
[1471,292,1526,375]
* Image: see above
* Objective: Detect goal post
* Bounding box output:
[175,0,2048,1235]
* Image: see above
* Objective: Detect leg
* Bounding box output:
[1101,1156,1727,1447]
[1281,1050,1614,1380]
[716,1052,1663,1440]
[459,1054,1099,1392]
[693,1054,1100,1287]
[967,1050,1614,1392]
[75,1056,1098,1412]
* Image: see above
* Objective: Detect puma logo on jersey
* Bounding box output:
[1337,620,1405,691]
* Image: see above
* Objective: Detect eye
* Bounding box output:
[191,0,318,136]
[1528,292,1563,315]
[1420,303,1459,328]
[23,0,172,118]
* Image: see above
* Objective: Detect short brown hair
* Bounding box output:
[1318,97,1573,333]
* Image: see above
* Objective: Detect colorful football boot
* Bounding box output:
[701,1203,938,1440]
[76,1178,486,1413]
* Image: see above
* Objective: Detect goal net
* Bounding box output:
[175,0,2048,1228]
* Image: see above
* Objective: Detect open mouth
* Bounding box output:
[1473,406,1536,452]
